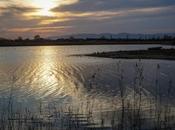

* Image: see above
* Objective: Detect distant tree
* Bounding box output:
[110,35,113,40]
[126,34,129,40]
[100,35,106,40]
[163,35,172,40]
[25,38,30,41]
[17,36,23,41]
[34,35,41,40]
[69,36,75,40]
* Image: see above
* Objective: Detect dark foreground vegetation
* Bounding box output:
[83,48,175,60]
[0,61,175,130]
[0,35,175,46]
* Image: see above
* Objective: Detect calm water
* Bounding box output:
[0,45,175,112]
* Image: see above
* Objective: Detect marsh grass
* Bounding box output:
[0,61,175,130]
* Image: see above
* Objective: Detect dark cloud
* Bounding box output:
[50,0,175,35]
[53,0,175,12]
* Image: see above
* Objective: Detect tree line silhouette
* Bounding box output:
[0,34,175,46]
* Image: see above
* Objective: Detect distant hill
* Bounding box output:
[48,33,175,40]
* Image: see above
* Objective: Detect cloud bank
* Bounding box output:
[0,0,175,38]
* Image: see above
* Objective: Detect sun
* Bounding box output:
[25,0,79,17]
[31,0,58,16]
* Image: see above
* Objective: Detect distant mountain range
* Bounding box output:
[49,33,175,40]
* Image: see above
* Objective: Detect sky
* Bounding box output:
[0,0,175,38]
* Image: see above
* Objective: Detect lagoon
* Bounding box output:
[0,44,175,129]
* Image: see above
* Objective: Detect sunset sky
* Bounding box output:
[0,0,175,38]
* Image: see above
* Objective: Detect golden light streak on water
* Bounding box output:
[26,47,85,103]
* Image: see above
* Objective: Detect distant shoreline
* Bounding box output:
[77,48,175,60]
[0,40,174,47]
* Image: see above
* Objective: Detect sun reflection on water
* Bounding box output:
[40,48,57,84]
[33,47,84,102]
[0,46,115,114]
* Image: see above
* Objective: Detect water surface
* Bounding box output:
[0,45,175,111]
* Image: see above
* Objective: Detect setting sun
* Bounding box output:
[30,0,57,16]
[28,0,79,16]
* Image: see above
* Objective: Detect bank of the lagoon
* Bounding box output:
[83,48,175,60]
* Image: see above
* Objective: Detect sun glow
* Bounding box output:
[30,0,58,16]
[28,0,79,16]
